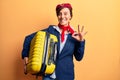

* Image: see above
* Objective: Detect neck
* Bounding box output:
[58,23,74,42]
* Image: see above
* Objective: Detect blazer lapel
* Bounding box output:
[54,31,60,59]
[59,34,71,56]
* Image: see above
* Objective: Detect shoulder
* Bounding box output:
[24,32,37,43]
[24,25,58,39]
[44,25,59,33]
[26,32,36,38]
[46,25,57,31]
[25,25,55,37]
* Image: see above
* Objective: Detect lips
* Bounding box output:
[59,20,66,25]
[61,20,66,23]
[59,18,67,22]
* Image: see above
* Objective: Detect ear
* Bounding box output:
[70,17,72,20]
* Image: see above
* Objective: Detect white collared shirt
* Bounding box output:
[50,26,69,79]
[53,26,69,53]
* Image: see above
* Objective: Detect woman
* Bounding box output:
[22,3,87,80]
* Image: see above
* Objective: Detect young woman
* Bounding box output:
[22,3,87,80]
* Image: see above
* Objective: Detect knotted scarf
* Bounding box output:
[58,23,74,42]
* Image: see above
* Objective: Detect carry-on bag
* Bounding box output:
[26,31,58,75]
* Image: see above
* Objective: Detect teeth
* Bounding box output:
[61,19,65,21]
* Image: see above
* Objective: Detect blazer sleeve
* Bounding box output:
[21,32,36,59]
[21,25,55,59]
[74,40,85,61]
[21,26,50,59]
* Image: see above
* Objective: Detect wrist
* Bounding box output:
[24,57,28,65]
[80,38,84,41]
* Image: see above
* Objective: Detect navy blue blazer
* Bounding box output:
[22,25,85,80]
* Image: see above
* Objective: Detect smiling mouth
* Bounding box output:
[60,19,66,22]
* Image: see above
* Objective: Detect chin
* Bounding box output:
[59,22,68,26]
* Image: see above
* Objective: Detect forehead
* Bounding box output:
[60,8,70,13]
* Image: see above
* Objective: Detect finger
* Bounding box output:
[84,31,88,35]
[81,26,84,32]
[78,25,80,33]
[72,32,78,36]
[24,66,27,75]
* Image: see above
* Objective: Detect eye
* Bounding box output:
[64,12,68,15]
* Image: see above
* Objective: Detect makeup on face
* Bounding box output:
[57,8,71,26]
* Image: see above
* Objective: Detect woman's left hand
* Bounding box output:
[72,25,87,41]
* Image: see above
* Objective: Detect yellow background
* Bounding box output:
[0,0,120,80]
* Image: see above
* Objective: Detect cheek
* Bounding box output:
[57,14,71,21]
[67,16,71,21]
[66,14,71,20]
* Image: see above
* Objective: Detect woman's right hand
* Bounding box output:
[24,57,28,74]
[72,25,87,41]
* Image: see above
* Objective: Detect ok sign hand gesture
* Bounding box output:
[72,25,87,41]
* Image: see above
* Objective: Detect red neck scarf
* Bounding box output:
[58,23,74,42]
